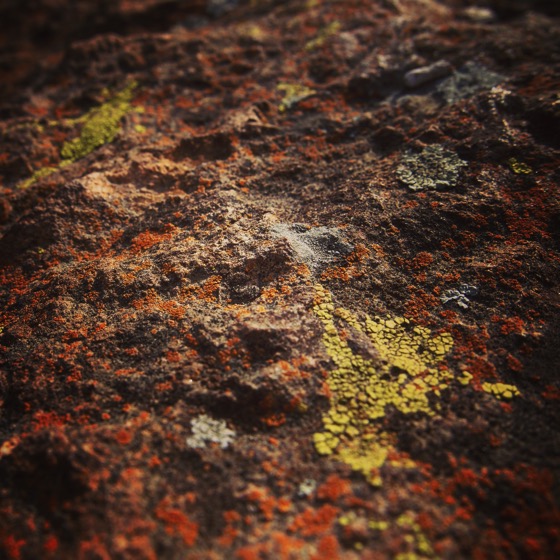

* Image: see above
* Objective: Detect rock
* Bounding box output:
[0,0,559,558]
[404,60,453,88]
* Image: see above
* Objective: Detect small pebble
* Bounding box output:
[404,60,452,89]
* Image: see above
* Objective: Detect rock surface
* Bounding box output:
[1,0,560,558]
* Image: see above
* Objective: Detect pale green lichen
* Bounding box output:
[312,285,456,485]
[61,82,137,161]
[436,62,504,104]
[277,83,316,112]
[397,145,467,191]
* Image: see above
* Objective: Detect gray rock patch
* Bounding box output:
[271,224,353,272]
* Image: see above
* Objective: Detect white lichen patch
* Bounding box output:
[186,414,236,449]
[440,284,479,309]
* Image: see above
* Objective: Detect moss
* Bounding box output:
[60,82,137,162]
[312,285,457,485]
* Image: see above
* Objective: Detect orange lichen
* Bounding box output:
[115,429,133,445]
[32,411,69,430]
[130,224,178,253]
[261,413,286,427]
[183,275,222,302]
[155,500,198,547]
[165,350,181,363]
[43,536,58,555]
[243,485,279,522]
[236,532,306,560]
[313,535,341,560]
[320,243,371,282]
[410,251,434,270]
[316,475,352,502]
[289,505,339,537]
[2,535,26,560]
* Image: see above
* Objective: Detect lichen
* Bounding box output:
[18,166,58,190]
[436,62,504,104]
[440,284,479,309]
[508,157,532,174]
[277,83,316,112]
[60,81,137,162]
[482,382,521,400]
[18,82,137,189]
[395,513,437,560]
[186,414,236,449]
[305,21,341,51]
[397,145,467,191]
[312,285,456,485]
[340,512,436,559]
[297,479,317,497]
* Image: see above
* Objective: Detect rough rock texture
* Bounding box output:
[1,0,560,558]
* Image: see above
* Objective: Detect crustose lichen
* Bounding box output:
[397,144,467,191]
[186,414,236,449]
[61,81,137,162]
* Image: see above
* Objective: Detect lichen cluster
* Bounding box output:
[277,83,316,112]
[186,414,236,449]
[312,285,455,485]
[482,382,521,400]
[61,82,137,162]
[397,145,467,191]
[440,284,479,309]
[508,157,532,175]
[305,21,341,51]
[436,62,504,104]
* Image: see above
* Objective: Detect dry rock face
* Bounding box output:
[1,0,560,558]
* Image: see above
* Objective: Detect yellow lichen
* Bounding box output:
[61,82,137,161]
[18,82,138,189]
[343,512,436,559]
[312,285,457,485]
[277,83,316,112]
[305,21,341,51]
[482,382,520,400]
[508,158,532,174]
[18,166,58,190]
[368,520,389,531]
[458,370,473,386]
[395,513,437,560]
